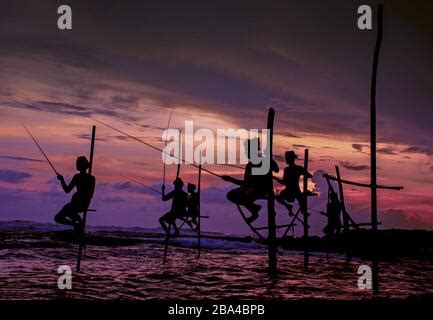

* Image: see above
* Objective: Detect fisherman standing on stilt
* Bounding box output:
[160,178,188,236]
[55,156,96,232]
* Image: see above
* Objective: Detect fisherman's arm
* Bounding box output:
[57,174,76,193]
[162,190,174,201]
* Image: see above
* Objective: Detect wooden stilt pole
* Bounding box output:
[335,166,350,233]
[303,149,309,269]
[76,125,96,272]
[370,4,383,295]
[197,155,202,258]
[266,108,277,275]
[164,129,182,263]
[176,129,182,180]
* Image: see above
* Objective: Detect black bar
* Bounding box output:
[266,108,277,274]
[76,125,96,272]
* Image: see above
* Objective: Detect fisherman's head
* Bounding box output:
[187,183,196,193]
[76,156,90,172]
[173,178,184,189]
[285,151,297,164]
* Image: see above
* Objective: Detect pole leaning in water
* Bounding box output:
[197,155,202,258]
[370,4,383,295]
[303,149,309,269]
[266,108,277,275]
[76,125,96,272]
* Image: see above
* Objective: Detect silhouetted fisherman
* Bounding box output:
[185,183,199,231]
[160,178,188,236]
[55,156,96,231]
[222,138,279,223]
[275,151,312,216]
[323,190,342,236]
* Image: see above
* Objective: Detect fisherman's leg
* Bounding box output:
[159,212,171,234]
[54,203,75,227]
[227,187,261,222]
[277,189,294,215]
[244,195,262,223]
[296,194,307,215]
[170,218,180,236]
[226,187,243,205]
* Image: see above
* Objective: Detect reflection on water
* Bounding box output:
[1,242,432,300]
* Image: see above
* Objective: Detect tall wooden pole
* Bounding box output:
[335,166,349,233]
[303,149,309,269]
[197,155,202,258]
[76,125,96,272]
[266,108,277,274]
[176,129,182,179]
[371,4,383,232]
[370,4,383,295]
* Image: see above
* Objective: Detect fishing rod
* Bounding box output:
[163,109,174,189]
[89,117,222,178]
[176,129,182,179]
[21,122,59,175]
[121,175,162,195]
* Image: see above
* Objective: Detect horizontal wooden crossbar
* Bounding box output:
[253,224,294,231]
[323,174,403,190]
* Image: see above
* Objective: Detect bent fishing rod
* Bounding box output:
[21,122,59,175]
[89,117,222,178]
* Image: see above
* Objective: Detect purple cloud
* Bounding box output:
[340,161,369,171]
[0,170,32,183]
[352,143,367,152]
[0,155,43,163]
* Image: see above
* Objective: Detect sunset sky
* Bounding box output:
[0,0,432,235]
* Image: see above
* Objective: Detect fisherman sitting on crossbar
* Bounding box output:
[184,183,199,231]
[55,156,96,232]
[160,178,188,236]
[275,151,312,216]
[222,138,279,223]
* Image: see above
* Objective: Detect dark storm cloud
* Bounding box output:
[75,133,110,143]
[401,146,433,156]
[0,169,32,183]
[3,100,91,117]
[352,143,367,152]
[1,0,432,151]
[339,161,369,171]
[0,155,44,163]
[377,146,398,155]
[3,99,140,122]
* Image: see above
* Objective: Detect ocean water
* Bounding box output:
[0,221,432,300]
